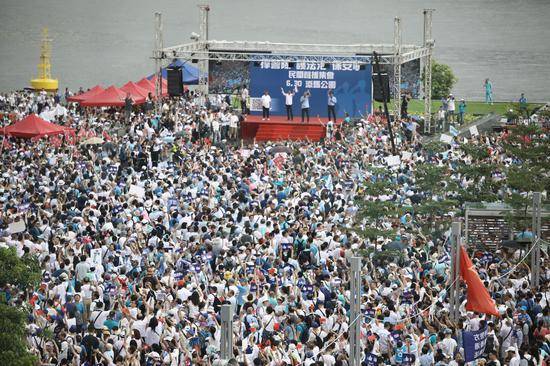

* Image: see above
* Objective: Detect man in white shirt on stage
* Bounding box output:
[261,90,271,121]
[281,85,298,121]
[241,86,249,115]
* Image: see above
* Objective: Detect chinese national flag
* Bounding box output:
[459,246,500,317]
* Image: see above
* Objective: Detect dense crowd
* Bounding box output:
[0,89,549,366]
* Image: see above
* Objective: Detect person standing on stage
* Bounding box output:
[300,90,311,123]
[327,89,337,121]
[281,85,298,121]
[261,90,271,121]
[241,85,249,115]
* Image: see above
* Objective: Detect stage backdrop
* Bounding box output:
[249,60,372,119]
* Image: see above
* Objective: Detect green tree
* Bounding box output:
[0,248,41,366]
[430,60,457,99]
[412,161,458,235]
[501,124,550,231]
[0,304,38,366]
[354,170,398,242]
[455,143,502,204]
[0,247,41,290]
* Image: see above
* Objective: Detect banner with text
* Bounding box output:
[249,60,372,118]
[463,325,488,362]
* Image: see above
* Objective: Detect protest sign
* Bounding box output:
[385,155,401,167]
[129,185,145,199]
[463,325,488,362]
[469,125,479,137]
[440,134,453,144]
[8,220,26,234]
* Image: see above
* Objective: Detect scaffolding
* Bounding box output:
[153,7,434,126]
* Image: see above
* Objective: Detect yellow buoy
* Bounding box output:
[30,28,59,92]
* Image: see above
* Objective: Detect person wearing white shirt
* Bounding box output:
[261,90,271,120]
[300,90,311,123]
[281,85,298,121]
[241,86,249,115]
[229,112,239,140]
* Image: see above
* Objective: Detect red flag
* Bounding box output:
[49,135,62,148]
[64,130,76,145]
[459,246,500,317]
[102,130,112,141]
[273,154,285,170]
[2,137,11,150]
[77,128,87,142]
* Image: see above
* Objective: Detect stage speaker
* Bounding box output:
[253,61,261,67]
[288,62,296,68]
[372,73,390,103]
[167,67,183,96]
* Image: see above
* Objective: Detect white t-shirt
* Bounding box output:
[90,310,109,330]
[261,94,271,108]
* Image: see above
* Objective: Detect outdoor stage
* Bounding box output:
[241,116,342,141]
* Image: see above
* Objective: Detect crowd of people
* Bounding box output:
[0,89,548,366]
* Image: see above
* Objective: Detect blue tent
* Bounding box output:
[148,59,201,85]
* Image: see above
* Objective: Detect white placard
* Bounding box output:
[128,184,145,199]
[440,134,453,144]
[240,149,251,158]
[90,248,102,267]
[8,220,26,234]
[401,151,412,161]
[366,148,377,156]
[469,125,479,137]
[385,155,401,167]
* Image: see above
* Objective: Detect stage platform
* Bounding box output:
[241,115,341,142]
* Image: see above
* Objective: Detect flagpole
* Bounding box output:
[450,221,462,321]
[0,126,6,155]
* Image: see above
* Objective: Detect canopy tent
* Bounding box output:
[137,77,168,97]
[149,60,200,85]
[148,76,169,97]
[0,114,70,138]
[80,85,145,107]
[120,81,149,99]
[137,78,156,93]
[67,85,104,102]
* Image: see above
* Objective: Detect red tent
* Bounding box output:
[80,85,145,107]
[137,78,156,93]
[120,81,149,99]
[66,85,104,102]
[149,75,169,96]
[0,114,69,138]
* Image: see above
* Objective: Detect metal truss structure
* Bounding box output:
[393,17,402,119]
[153,6,434,128]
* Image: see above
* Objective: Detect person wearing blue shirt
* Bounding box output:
[300,90,311,123]
[458,99,466,124]
[484,78,493,104]
[519,93,528,117]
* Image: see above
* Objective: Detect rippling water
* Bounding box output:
[1,0,549,101]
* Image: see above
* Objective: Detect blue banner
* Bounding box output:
[249,60,372,118]
[365,353,378,366]
[463,326,488,362]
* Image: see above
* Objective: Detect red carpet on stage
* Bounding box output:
[241,115,340,141]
